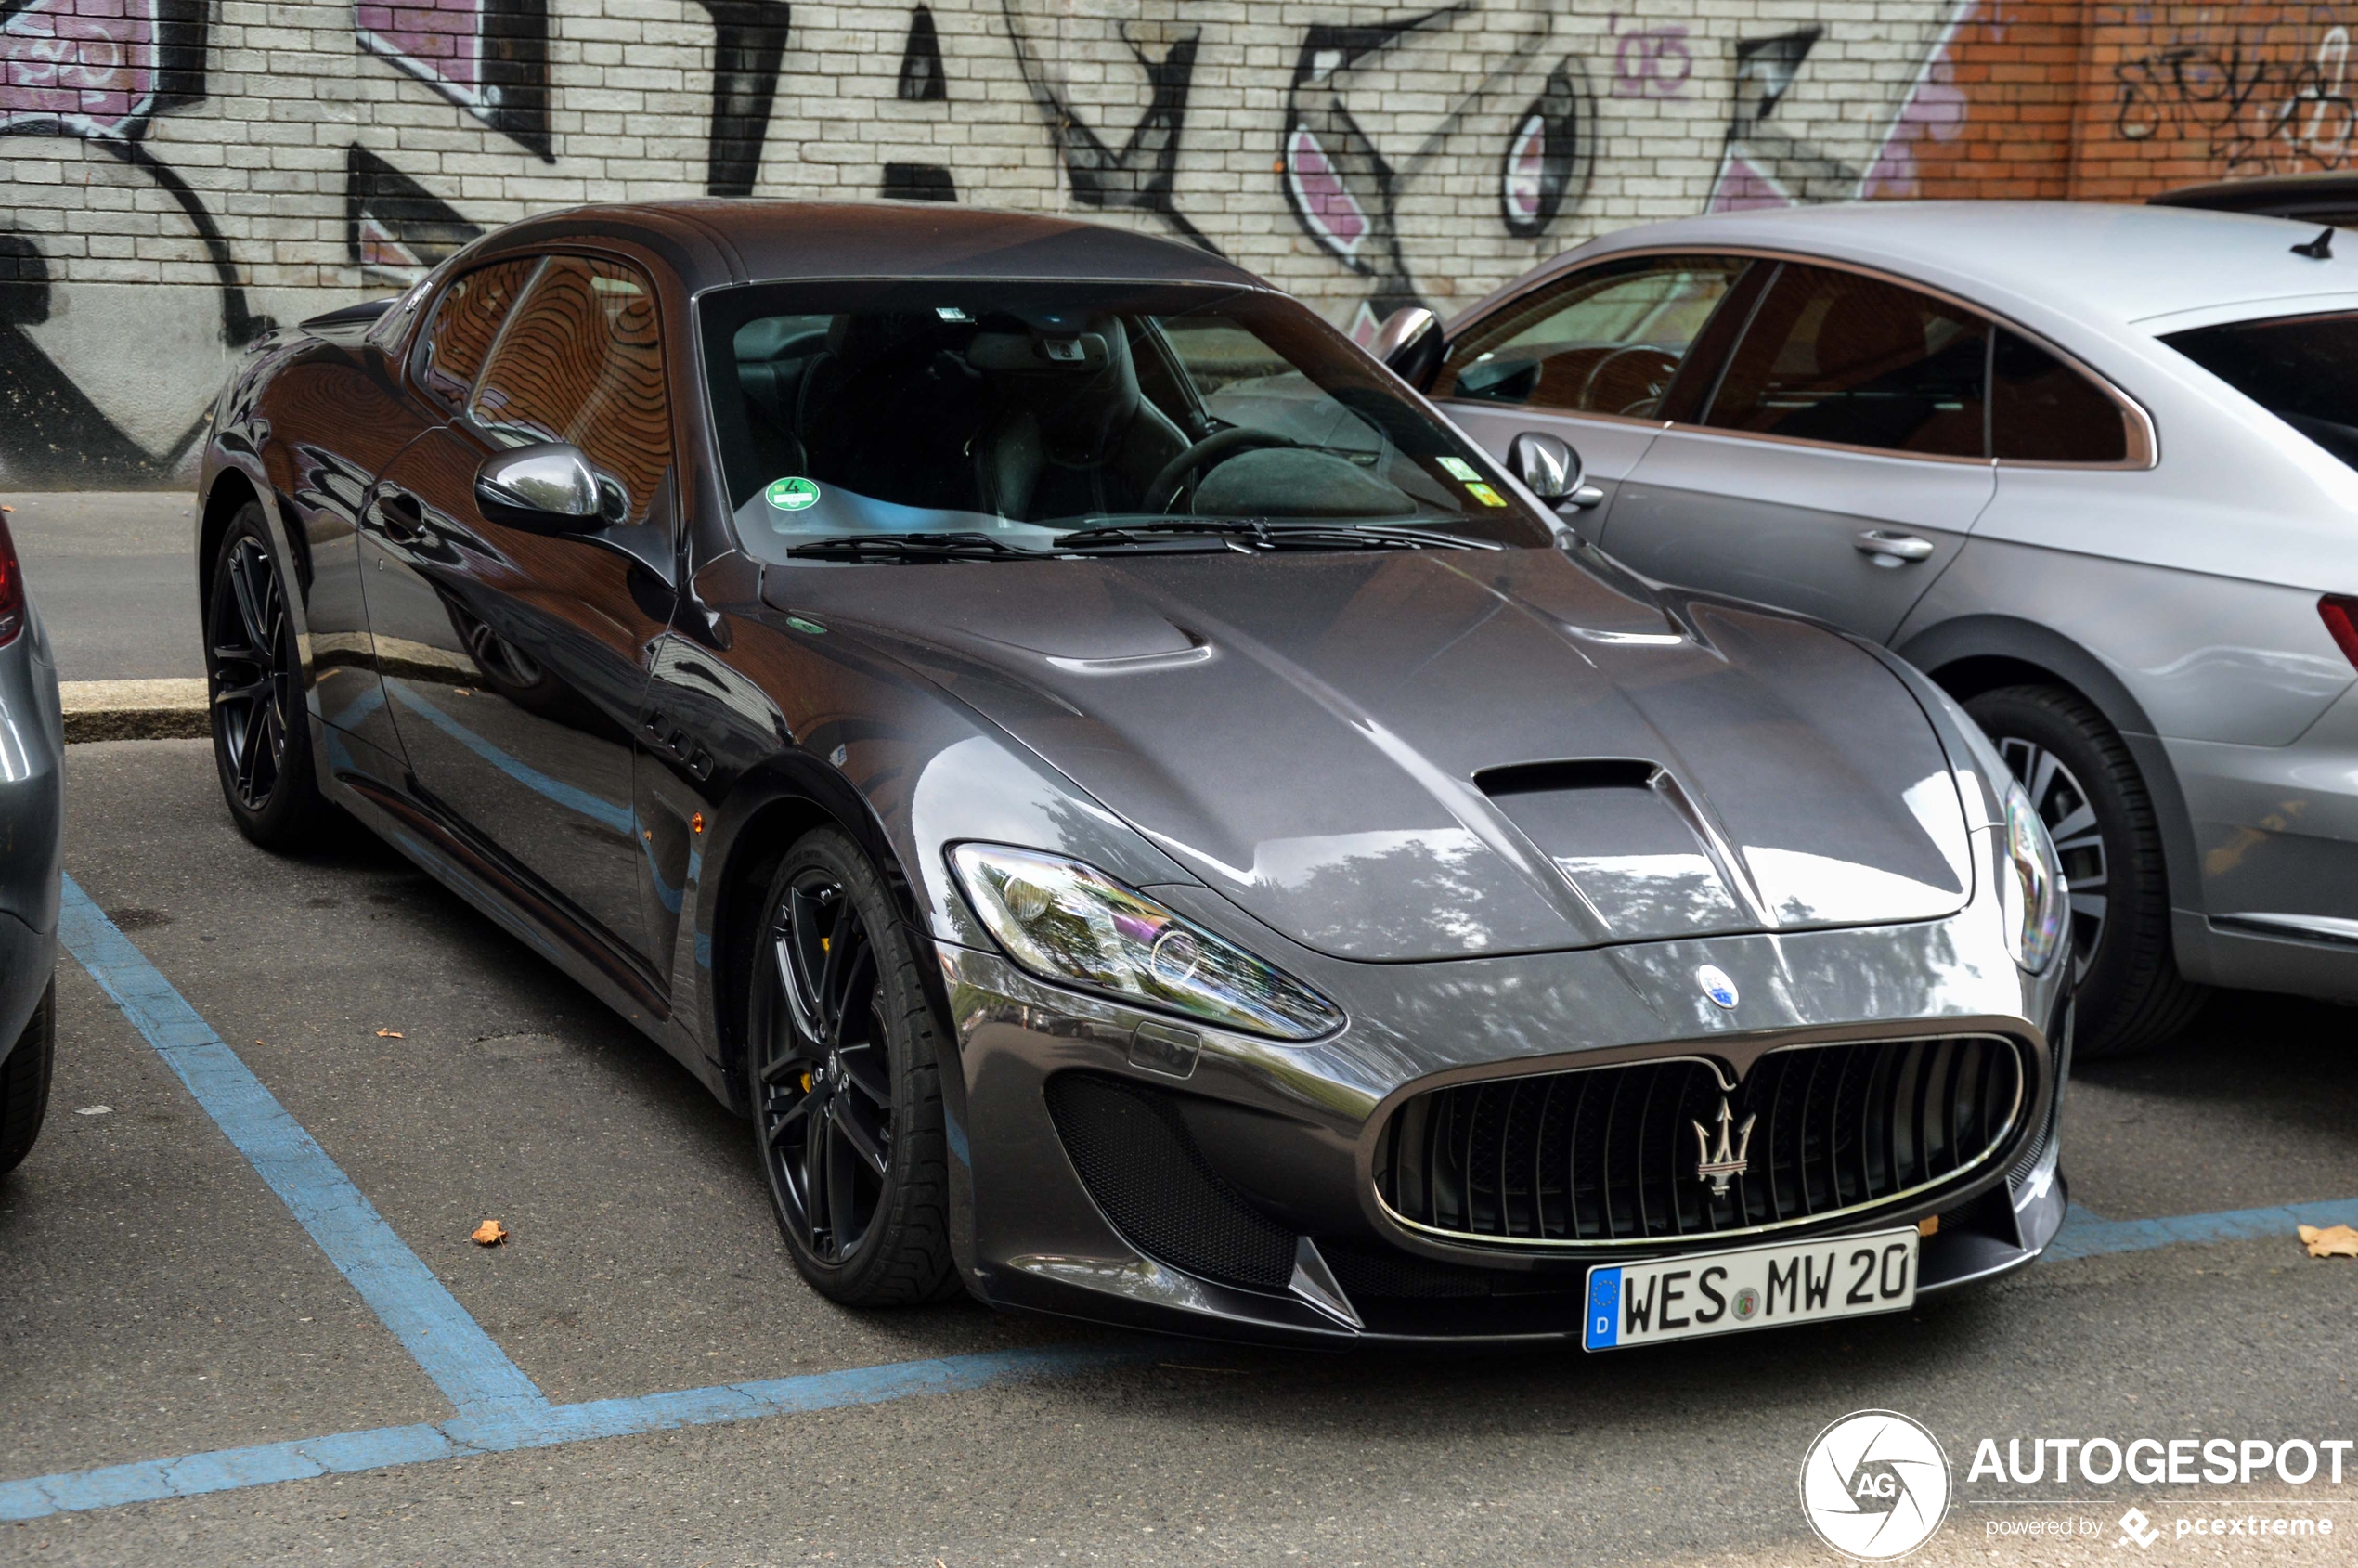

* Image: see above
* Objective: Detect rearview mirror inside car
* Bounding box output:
[1368,306,1444,392]
[475,443,606,532]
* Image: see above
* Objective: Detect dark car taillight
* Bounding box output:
[2324,596,2358,670]
[0,512,22,646]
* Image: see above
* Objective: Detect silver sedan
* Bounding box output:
[1380,201,2358,1056]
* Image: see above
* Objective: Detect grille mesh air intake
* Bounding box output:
[1044,1072,1295,1289]
[1377,1035,2025,1248]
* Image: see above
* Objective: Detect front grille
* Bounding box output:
[1045,1072,1296,1289]
[1376,1035,2025,1248]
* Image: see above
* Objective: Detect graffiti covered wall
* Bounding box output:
[0,0,2346,484]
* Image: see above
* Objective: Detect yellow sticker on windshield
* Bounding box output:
[1463,482,1508,508]
[1438,456,1482,483]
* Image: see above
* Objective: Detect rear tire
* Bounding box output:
[1964,684,2209,1058]
[748,828,960,1306]
[0,980,55,1176]
[205,505,331,849]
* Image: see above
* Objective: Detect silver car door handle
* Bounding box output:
[1854,530,1935,564]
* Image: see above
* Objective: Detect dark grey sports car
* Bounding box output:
[196,201,2072,1344]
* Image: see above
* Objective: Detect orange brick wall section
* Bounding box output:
[1868,3,2358,202]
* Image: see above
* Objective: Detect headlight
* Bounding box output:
[2000,782,2068,974]
[949,843,1342,1041]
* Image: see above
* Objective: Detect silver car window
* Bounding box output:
[1436,253,1749,419]
[1702,263,1989,459]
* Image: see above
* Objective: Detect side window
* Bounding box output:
[1436,254,1748,419]
[1991,329,2129,463]
[416,258,539,408]
[470,257,670,525]
[1704,264,1988,459]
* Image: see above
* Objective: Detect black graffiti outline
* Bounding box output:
[1498,54,1594,240]
[1279,3,1549,326]
[694,0,793,196]
[345,144,485,278]
[1002,6,1213,252]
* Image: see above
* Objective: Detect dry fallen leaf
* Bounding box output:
[375,1029,404,1039]
[2299,1224,2358,1258]
[471,1219,510,1247]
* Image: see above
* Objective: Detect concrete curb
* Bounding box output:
[59,679,209,743]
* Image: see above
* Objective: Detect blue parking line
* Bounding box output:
[2045,1197,2358,1261]
[55,876,548,1417]
[0,1345,1143,1521]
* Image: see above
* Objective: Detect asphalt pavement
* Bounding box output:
[6,492,200,683]
[5,741,2357,1566]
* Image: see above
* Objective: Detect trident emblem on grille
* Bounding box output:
[1692,1098,1756,1196]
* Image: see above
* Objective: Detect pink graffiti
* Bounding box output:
[0,0,161,136]
[1861,6,1972,200]
[358,0,488,105]
[1610,15,1690,100]
[1284,125,1368,257]
[1705,151,1791,213]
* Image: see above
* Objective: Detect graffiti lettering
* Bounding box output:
[1608,13,1690,99]
[2113,21,2358,175]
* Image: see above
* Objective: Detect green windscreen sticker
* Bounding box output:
[766,476,820,512]
[1438,456,1482,483]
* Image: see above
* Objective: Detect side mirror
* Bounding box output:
[1368,306,1445,393]
[475,442,602,532]
[1508,431,1605,511]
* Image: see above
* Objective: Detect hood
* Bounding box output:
[769,548,1975,962]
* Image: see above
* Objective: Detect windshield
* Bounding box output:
[2163,310,2358,471]
[698,280,1556,559]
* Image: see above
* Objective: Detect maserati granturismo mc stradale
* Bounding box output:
[192,201,2072,1345]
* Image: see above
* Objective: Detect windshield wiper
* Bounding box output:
[1050,519,1491,552]
[784,532,1040,563]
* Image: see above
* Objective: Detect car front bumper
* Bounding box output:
[936,901,2074,1346]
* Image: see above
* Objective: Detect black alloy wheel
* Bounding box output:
[1966,684,2209,1058]
[206,505,330,848]
[750,828,958,1305]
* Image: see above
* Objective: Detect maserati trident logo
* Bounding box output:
[1692,1097,1756,1196]
[1695,963,1739,1008]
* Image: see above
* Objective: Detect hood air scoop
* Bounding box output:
[1475,759,1763,942]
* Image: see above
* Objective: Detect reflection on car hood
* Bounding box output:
[766,548,1974,962]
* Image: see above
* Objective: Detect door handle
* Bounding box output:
[378,490,426,545]
[1854,529,1935,565]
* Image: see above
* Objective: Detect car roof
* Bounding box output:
[474,199,1265,294]
[1479,201,2358,333]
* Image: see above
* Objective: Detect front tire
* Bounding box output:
[205,505,330,849]
[0,980,55,1176]
[1965,684,2208,1057]
[749,828,958,1305]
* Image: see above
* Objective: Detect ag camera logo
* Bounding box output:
[1800,1410,1952,1560]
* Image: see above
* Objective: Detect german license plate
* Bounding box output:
[1582,1227,1918,1351]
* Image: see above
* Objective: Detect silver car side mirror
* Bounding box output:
[476,442,601,529]
[1368,306,1444,392]
[1509,431,1605,511]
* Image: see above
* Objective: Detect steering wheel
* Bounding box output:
[1580,345,1683,419]
[1147,427,1301,512]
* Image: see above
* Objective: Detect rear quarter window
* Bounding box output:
[2163,310,2358,472]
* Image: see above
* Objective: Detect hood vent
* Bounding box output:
[1475,758,1756,942]
[1475,758,1657,797]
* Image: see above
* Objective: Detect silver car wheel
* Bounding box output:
[1997,734,2108,982]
